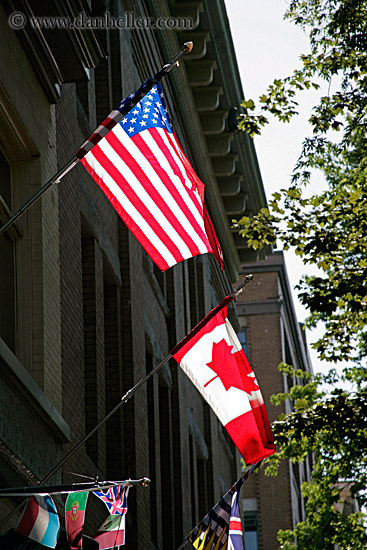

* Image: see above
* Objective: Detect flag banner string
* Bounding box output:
[0,275,252,529]
[0,42,193,238]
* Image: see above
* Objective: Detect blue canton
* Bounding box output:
[118,84,172,137]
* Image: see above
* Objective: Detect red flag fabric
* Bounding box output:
[93,486,128,549]
[78,82,222,271]
[65,492,88,549]
[93,514,126,549]
[172,306,275,464]
[16,495,60,548]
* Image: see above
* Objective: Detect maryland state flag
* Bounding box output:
[172,303,275,465]
[65,492,88,549]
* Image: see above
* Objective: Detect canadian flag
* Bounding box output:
[172,305,275,464]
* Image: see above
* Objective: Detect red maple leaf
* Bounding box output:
[205,339,259,396]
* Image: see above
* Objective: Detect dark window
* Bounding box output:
[238,327,248,357]
[0,149,15,351]
[154,262,166,297]
[244,511,258,550]
[82,236,100,465]
[0,149,11,205]
[159,384,174,549]
[197,458,208,519]
[104,282,123,477]
[189,434,197,526]
[76,80,89,118]
[146,351,158,547]
[188,258,205,328]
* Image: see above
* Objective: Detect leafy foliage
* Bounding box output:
[266,365,367,550]
[235,0,367,547]
[235,0,367,362]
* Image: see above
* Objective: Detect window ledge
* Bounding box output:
[0,338,70,442]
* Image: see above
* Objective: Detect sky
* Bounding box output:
[225,0,330,374]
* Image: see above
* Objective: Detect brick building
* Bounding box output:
[0,0,311,549]
[234,252,313,550]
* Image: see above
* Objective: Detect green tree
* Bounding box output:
[235,0,367,547]
[266,364,367,549]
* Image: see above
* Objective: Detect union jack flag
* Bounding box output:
[187,463,261,550]
[228,480,244,550]
[93,485,128,515]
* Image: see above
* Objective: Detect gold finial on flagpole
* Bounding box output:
[182,41,193,53]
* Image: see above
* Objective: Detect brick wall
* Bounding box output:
[235,264,309,550]
[0,4,239,549]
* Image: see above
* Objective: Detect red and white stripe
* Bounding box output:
[229,517,243,536]
[16,495,60,548]
[94,514,126,550]
[77,108,125,159]
[80,123,213,271]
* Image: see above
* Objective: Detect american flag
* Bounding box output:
[93,485,128,515]
[77,82,222,271]
[76,71,167,158]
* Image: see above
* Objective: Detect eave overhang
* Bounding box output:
[1,0,107,102]
[148,0,271,282]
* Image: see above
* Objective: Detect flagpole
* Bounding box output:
[0,42,193,238]
[19,275,252,478]
[37,275,253,485]
[0,274,252,528]
[0,157,78,237]
[0,478,151,497]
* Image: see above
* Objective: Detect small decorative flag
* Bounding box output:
[93,485,128,515]
[172,304,275,465]
[65,491,89,549]
[15,495,60,548]
[188,476,245,550]
[77,82,223,272]
[93,514,126,550]
[93,486,129,549]
[228,482,244,550]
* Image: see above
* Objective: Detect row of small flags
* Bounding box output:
[10,464,260,550]
[187,463,261,550]
[3,291,274,549]
[14,485,128,550]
